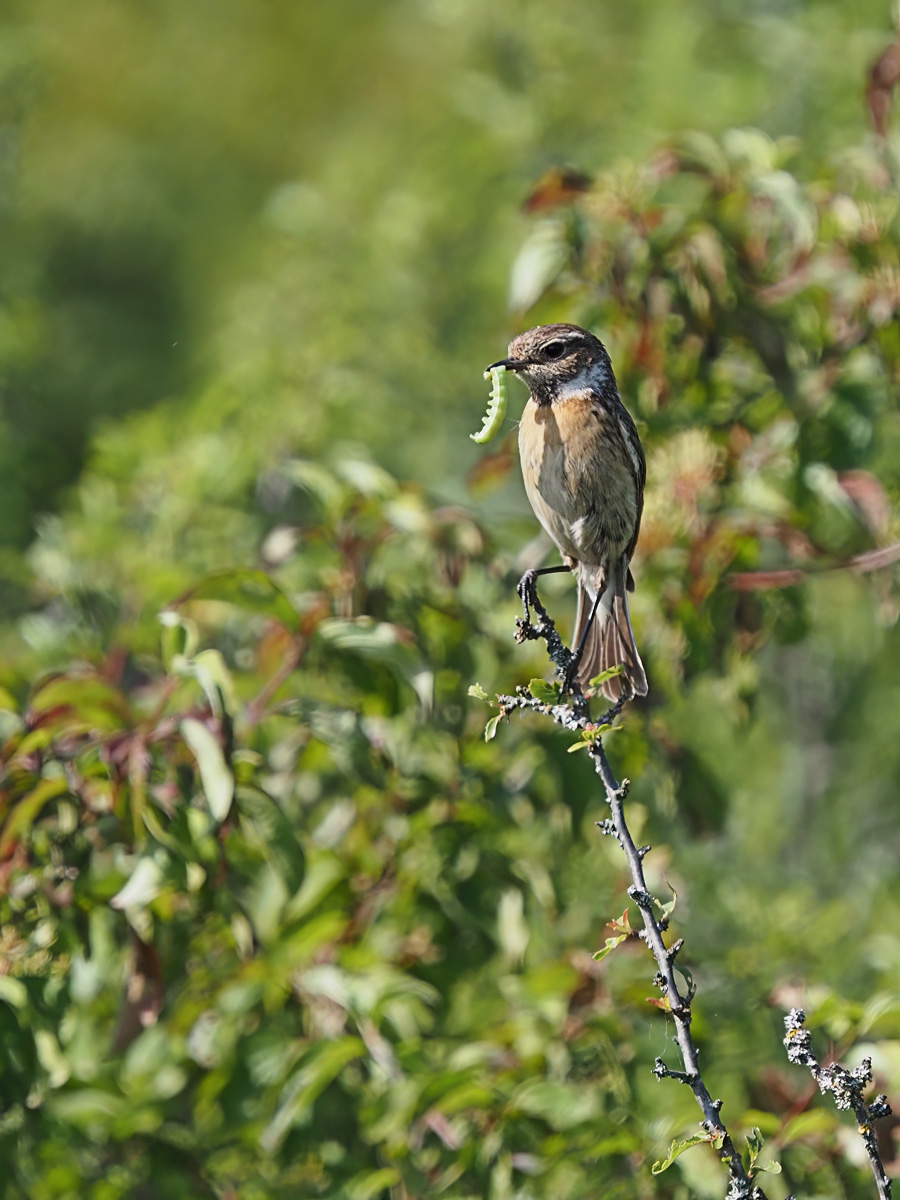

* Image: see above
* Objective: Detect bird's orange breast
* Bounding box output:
[518,393,639,564]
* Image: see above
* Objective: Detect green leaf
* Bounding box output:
[284,856,345,923]
[318,618,432,711]
[508,217,570,312]
[110,851,167,910]
[467,682,489,701]
[335,456,399,500]
[528,677,559,703]
[656,887,678,922]
[757,1160,783,1177]
[158,610,199,668]
[780,1108,836,1146]
[675,964,694,995]
[497,888,529,961]
[746,1127,763,1161]
[286,459,346,516]
[568,723,611,751]
[190,648,239,717]
[746,1126,782,1176]
[30,675,130,732]
[181,718,234,821]
[346,1169,403,1200]
[170,568,299,630]
[588,665,624,688]
[49,1090,123,1128]
[0,776,69,856]
[235,786,306,892]
[260,1037,365,1151]
[593,933,628,961]
[651,1131,719,1175]
[35,1029,70,1088]
[0,977,28,1010]
[243,859,290,944]
[511,1079,601,1131]
[484,714,502,741]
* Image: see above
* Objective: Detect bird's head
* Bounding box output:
[487,323,614,406]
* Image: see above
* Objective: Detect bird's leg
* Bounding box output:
[512,565,594,719]
[515,565,585,710]
[516,564,570,625]
[562,587,603,693]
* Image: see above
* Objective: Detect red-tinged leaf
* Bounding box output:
[607,908,634,936]
[422,1109,462,1150]
[29,674,131,732]
[837,469,891,537]
[868,40,900,135]
[646,996,672,1012]
[522,166,592,214]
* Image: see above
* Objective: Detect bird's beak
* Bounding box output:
[486,357,527,372]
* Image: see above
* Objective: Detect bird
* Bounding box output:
[487,323,648,702]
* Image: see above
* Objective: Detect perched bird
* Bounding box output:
[488,323,648,702]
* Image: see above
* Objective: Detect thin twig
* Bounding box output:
[784,1009,893,1200]
[242,636,305,729]
[593,740,764,1199]
[730,540,900,591]
[499,582,769,1200]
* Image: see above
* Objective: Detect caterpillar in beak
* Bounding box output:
[470,365,508,444]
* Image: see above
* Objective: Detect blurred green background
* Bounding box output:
[2,1,900,1197]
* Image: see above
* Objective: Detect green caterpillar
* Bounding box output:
[470,365,508,444]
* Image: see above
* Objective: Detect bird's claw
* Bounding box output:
[516,568,540,620]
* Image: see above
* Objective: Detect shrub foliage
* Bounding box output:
[4,127,900,1198]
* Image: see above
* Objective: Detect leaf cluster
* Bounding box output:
[2,23,900,1194]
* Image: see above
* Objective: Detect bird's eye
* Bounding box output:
[542,340,567,360]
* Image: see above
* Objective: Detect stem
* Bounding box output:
[592,740,762,1200]
[243,635,304,730]
[783,1009,893,1200]
[730,539,900,591]
[499,585,768,1200]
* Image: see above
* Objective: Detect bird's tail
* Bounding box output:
[574,561,648,702]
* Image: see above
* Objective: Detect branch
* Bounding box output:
[499,584,770,1200]
[783,1009,893,1200]
[730,541,900,592]
[242,635,305,729]
[592,738,767,1199]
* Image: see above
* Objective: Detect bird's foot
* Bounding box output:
[514,565,589,718]
[515,569,542,644]
[516,568,539,619]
